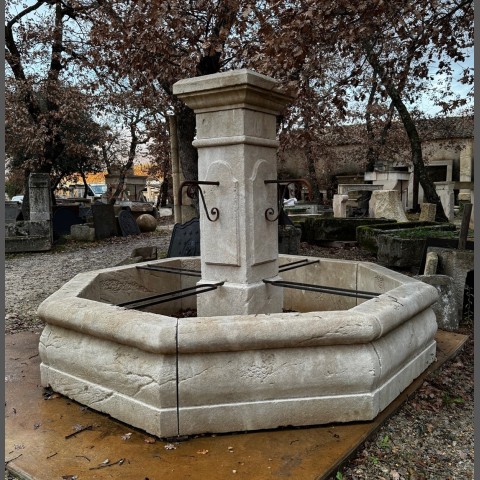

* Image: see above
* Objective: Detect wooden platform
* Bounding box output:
[5,330,467,480]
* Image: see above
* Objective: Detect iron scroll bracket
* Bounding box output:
[179,180,220,222]
[264,178,313,222]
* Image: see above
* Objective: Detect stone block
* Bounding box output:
[377,235,427,268]
[419,203,436,222]
[415,275,459,330]
[278,225,301,254]
[70,224,95,242]
[303,217,396,244]
[5,202,22,223]
[333,194,349,217]
[356,222,455,255]
[426,248,474,321]
[370,190,408,222]
[423,252,438,275]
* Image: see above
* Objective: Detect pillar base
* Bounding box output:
[196,278,284,317]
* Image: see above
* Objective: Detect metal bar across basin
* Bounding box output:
[263,279,379,299]
[116,282,224,310]
[136,265,202,277]
[278,259,319,273]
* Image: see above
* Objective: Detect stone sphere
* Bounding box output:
[136,214,158,232]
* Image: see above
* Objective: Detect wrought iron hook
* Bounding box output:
[263,178,313,222]
[178,181,220,222]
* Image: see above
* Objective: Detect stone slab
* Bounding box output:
[5,235,52,253]
[5,330,467,480]
[52,205,84,238]
[167,217,200,257]
[5,201,22,223]
[92,203,118,239]
[70,224,95,242]
[118,208,141,236]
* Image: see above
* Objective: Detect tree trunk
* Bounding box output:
[175,103,199,214]
[80,171,89,198]
[159,176,169,207]
[109,123,137,205]
[387,91,447,221]
[364,47,448,222]
[175,103,198,183]
[21,169,31,221]
[305,154,321,203]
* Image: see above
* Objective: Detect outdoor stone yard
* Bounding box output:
[5,222,474,479]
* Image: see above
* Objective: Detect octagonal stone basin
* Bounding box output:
[38,255,438,438]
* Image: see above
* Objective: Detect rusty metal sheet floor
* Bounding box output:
[5,330,467,480]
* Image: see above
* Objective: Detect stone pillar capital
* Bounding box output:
[173,69,295,114]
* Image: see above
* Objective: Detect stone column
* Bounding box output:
[173,70,294,316]
[458,139,473,202]
[29,172,53,244]
[29,173,51,222]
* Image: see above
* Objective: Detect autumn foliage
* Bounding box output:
[5,1,473,217]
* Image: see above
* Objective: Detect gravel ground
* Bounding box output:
[5,223,474,479]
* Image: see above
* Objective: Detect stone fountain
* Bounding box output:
[38,70,438,438]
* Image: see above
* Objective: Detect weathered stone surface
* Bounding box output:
[419,203,437,222]
[39,324,178,438]
[416,274,459,330]
[369,190,408,222]
[174,69,293,316]
[426,247,474,320]
[118,209,141,236]
[5,235,52,253]
[377,235,427,268]
[278,225,301,254]
[5,201,22,223]
[303,217,395,244]
[70,224,95,242]
[37,71,439,439]
[5,220,52,253]
[435,182,455,221]
[424,251,439,275]
[92,204,118,239]
[29,173,51,222]
[53,205,83,238]
[167,217,200,257]
[356,221,454,254]
[38,255,438,438]
[333,194,349,218]
[136,213,157,232]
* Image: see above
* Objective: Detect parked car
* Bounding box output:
[87,184,108,199]
[11,195,24,204]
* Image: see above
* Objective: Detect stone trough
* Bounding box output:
[38,69,438,440]
[38,255,437,438]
